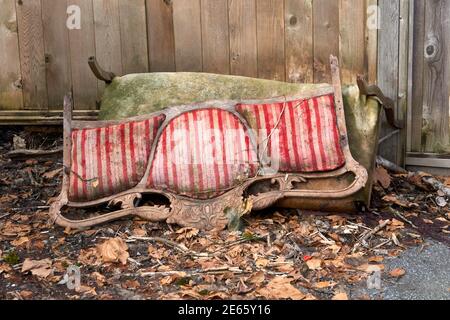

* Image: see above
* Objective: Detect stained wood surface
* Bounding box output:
[0,0,23,110]
[16,0,47,110]
[173,0,203,72]
[422,0,450,152]
[2,0,380,114]
[146,0,175,72]
[200,0,230,74]
[229,0,257,77]
[285,0,313,83]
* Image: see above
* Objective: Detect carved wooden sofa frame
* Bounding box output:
[49,56,368,230]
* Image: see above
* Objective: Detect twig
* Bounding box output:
[138,266,247,277]
[128,236,211,258]
[359,220,390,242]
[376,156,408,174]
[7,148,63,158]
[0,212,13,220]
[353,220,390,252]
[388,207,418,229]
[371,239,392,250]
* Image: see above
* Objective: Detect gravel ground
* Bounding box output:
[380,241,449,300]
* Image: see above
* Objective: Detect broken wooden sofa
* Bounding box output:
[50,56,399,230]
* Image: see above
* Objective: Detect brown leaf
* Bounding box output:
[374,167,392,189]
[314,281,337,289]
[176,227,199,241]
[122,279,140,290]
[257,277,305,300]
[11,236,29,247]
[332,292,349,300]
[383,195,415,208]
[76,285,97,296]
[96,238,129,265]
[255,258,269,268]
[91,272,106,286]
[368,256,384,263]
[389,268,406,278]
[42,168,62,180]
[0,263,12,274]
[20,291,33,299]
[78,248,100,266]
[21,258,53,278]
[132,228,147,237]
[248,271,265,285]
[306,258,322,270]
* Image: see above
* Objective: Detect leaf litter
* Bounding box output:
[0,127,448,300]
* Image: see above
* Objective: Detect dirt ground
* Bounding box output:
[0,126,449,300]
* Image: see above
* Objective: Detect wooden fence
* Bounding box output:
[1,0,420,165]
[408,0,450,155]
[1,0,379,112]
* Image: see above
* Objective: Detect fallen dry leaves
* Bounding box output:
[21,258,53,278]
[96,238,129,265]
[389,268,406,278]
[257,277,305,300]
[0,129,449,300]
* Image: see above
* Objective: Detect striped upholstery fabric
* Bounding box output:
[236,94,345,173]
[147,109,259,199]
[69,115,164,201]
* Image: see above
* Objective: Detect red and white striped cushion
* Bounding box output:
[69,94,345,202]
[236,94,345,172]
[69,116,164,201]
[147,109,259,199]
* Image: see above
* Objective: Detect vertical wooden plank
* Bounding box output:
[285,0,313,83]
[228,0,257,77]
[396,0,410,165]
[16,0,47,110]
[42,0,71,109]
[201,0,230,74]
[410,0,425,152]
[173,0,202,72]
[377,0,400,163]
[313,0,339,83]
[146,0,175,72]
[69,0,97,110]
[256,0,285,81]
[365,0,378,84]
[423,0,450,153]
[119,0,148,74]
[339,0,365,83]
[0,0,23,110]
[93,0,122,96]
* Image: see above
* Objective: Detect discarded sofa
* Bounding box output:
[50,56,401,230]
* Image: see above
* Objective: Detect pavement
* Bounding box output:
[353,240,450,300]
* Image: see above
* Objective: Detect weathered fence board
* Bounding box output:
[201,0,230,74]
[0,0,23,110]
[173,0,203,72]
[285,0,313,83]
[339,0,366,84]
[313,0,340,83]
[2,0,384,118]
[16,0,47,110]
[256,0,285,81]
[229,0,257,77]
[42,0,71,110]
[119,0,149,74]
[378,0,400,164]
[407,0,450,155]
[409,0,425,152]
[68,0,97,110]
[422,0,450,153]
[93,0,123,97]
[146,0,175,72]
